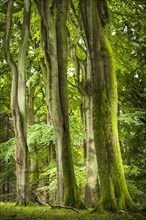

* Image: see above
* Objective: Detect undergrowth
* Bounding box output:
[0,203,145,220]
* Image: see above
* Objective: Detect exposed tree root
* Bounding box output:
[49,204,79,213]
[34,194,79,213]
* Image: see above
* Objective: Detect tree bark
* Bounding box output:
[80,0,136,211]
[56,0,84,209]
[35,0,84,208]
[35,0,64,205]
[27,79,39,202]
[83,95,100,207]
[39,58,52,124]
[71,45,100,208]
[4,0,31,205]
[27,81,34,126]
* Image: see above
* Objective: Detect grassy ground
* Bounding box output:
[0,203,145,220]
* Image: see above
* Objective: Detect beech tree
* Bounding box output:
[35,0,84,208]
[69,2,99,207]
[4,0,31,205]
[80,0,136,211]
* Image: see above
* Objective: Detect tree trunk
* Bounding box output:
[35,0,63,205]
[35,0,84,208]
[4,0,31,205]
[83,95,100,208]
[27,82,34,126]
[56,0,84,209]
[27,81,39,202]
[80,0,136,211]
[71,44,100,208]
[39,58,52,124]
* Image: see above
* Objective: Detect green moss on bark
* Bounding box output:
[80,0,137,212]
[92,36,137,212]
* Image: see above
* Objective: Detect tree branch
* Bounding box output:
[71,46,87,95]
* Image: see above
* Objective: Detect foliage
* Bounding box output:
[0,139,15,180]
[0,123,86,202]
[39,160,57,193]
[0,124,55,201]
[72,145,86,188]
[124,165,146,207]
[0,138,15,163]
[109,0,146,209]
[27,124,55,147]
[0,138,16,201]
[38,147,87,195]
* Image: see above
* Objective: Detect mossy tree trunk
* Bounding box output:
[4,0,31,205]
[80,0,136,211]
[35,0,84,208]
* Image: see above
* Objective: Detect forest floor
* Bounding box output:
[0,203,145,220]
